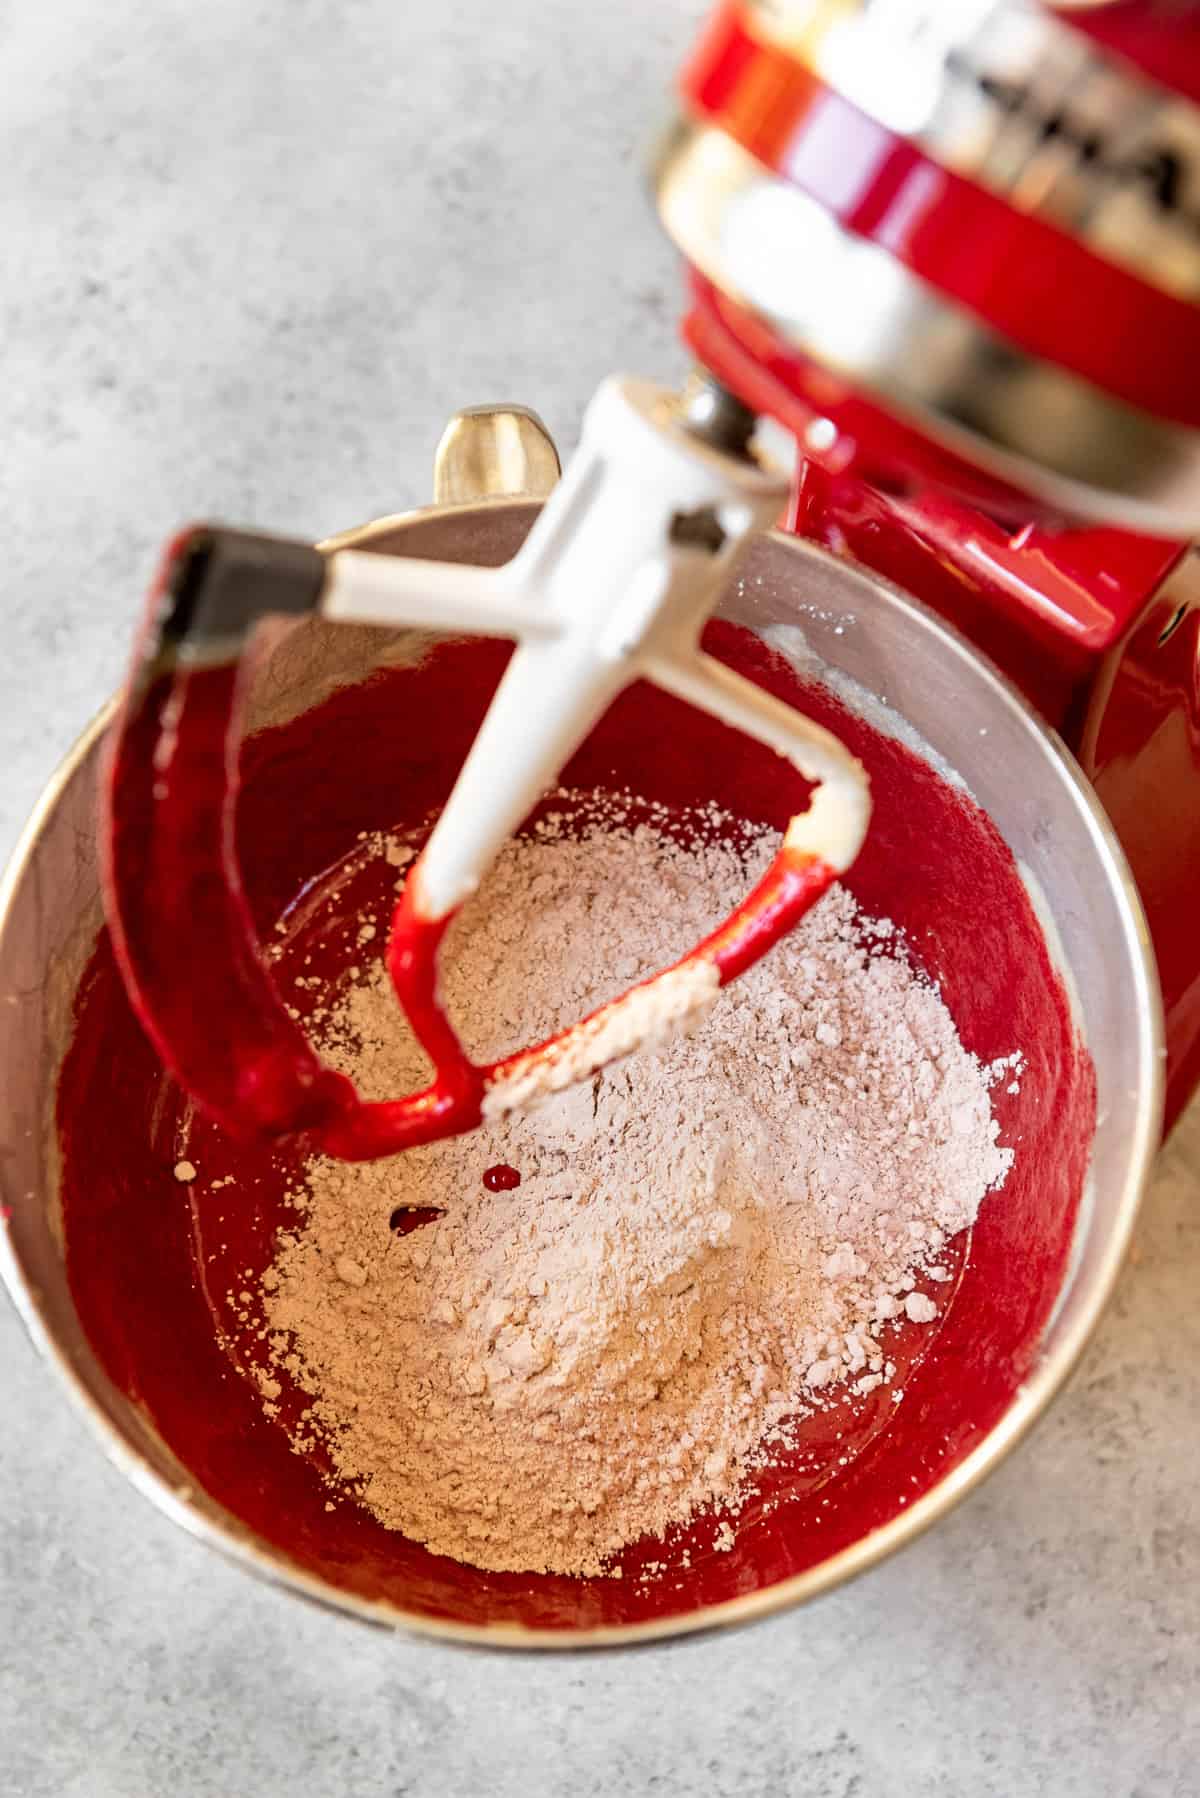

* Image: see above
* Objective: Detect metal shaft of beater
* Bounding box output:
[678,368,758,458]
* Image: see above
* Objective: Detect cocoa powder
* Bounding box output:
[254,796,1015,1576]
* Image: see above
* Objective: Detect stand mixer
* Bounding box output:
[3,0,1186,1646]
[103,0,1200,1145]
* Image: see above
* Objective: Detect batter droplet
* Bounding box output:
[483,1163,521,1193]
[389,1205,443,1236]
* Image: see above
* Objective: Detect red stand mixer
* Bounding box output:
[100,0,1200,1146]
[7,0,1193,1644]
[660,0,1200,1132]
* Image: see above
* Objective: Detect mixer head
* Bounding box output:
[103,377,870,1159]
[653,0,1200,536]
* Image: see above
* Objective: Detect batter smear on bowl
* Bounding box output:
[248,795,1017,1578]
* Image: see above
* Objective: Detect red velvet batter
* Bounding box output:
[58,621,1093,1630]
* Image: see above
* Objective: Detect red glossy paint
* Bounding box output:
[482,1164,522,1193]
[60,626,1092,1630]
[1065,0,1200,106]
[682,3,1200,425]
[1081,589,1200,1134]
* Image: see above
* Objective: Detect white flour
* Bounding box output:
[255,796,1015,1576]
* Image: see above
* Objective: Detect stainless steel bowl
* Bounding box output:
[0,436,1162,1647]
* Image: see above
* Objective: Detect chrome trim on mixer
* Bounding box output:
[746,0,1200,302]
[653,117,1200,533]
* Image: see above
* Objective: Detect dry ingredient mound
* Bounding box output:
[257,797,1016,1577]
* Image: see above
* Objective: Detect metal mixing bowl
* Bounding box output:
[0,478,1162,1646]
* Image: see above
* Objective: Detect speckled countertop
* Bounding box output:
[1,4,1197,1793]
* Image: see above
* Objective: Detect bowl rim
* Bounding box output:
[0,501,1165,1651]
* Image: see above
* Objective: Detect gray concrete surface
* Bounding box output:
[1,2,1197,1793]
